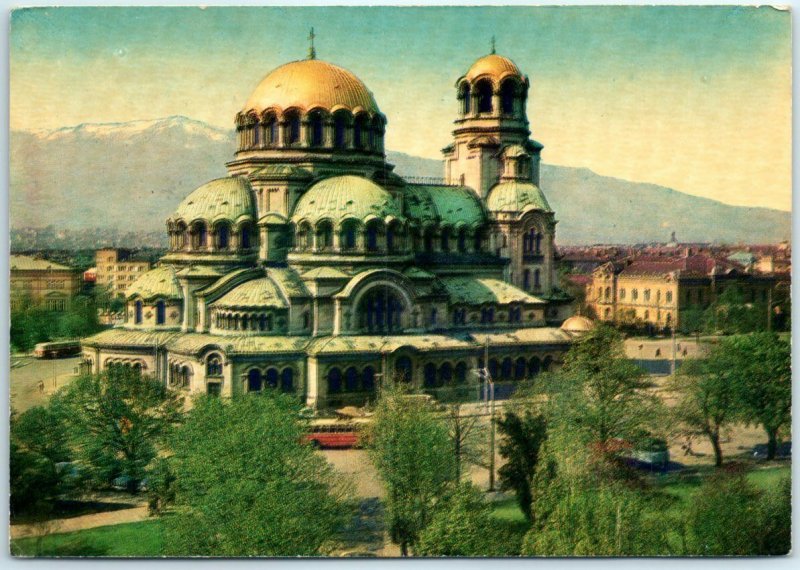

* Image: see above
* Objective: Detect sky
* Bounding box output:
[9,5,792,211]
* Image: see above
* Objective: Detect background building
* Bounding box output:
[94,248,153,299]
[10,255,80,312]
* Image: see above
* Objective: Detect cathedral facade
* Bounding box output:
[81,47,577,408]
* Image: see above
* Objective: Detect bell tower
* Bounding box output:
[443,46,542,199]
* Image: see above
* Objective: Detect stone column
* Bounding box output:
[492,93,501,117]
[259,226,269,260]
[323,119,334,148]
[300,119,310,148]
[277,121,286,147]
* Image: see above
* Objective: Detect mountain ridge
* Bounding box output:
[10,117,790,245]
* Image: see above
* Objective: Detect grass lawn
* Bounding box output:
[11,520,163,557]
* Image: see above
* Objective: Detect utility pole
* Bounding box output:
[767,286,773,332]
[670,326,677,376]
[483,336,496,493]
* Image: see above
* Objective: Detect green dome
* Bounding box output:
[126,266,182,300]
[212,277,288,310]
[291,175,402,225]
[171,177,255,224]
[486,181,552,214]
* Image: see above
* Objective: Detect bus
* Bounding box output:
[33,339,81,359]
[304,418,370,449]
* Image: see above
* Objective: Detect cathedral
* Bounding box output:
[81,42,582,408]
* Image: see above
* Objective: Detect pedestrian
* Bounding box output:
[37,380,45,394]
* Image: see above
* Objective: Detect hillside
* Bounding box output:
[10,117,791,245]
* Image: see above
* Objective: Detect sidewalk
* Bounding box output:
[10,505,151,539]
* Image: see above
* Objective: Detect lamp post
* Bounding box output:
[474,336,496,492]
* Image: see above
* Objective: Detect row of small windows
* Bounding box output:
[238,110,385,153]
[327,366,377,394]
[214,312,276,332]
[246,367,294,393]
[481,356,553,382]
[458,78,526,116]
[522,228,544,255]
[133,300,168,325]
[293,221,484,255]
[168,221,254,252]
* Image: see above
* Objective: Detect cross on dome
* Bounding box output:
[308,27,316,60]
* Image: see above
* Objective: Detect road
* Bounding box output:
[10,355,81,412]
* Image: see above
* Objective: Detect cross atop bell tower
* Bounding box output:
[308,27,316,60]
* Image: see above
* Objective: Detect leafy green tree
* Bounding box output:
[164,394,349,557]
[145,457,176,516]
[416,482,508,557]
[724,333,791,460]
[444,402,486,481]
[496,410,547,521]
[369,388,457,556]
[541,324,663,449]
[522,479,672,556]
[685,473,770,555]
[758,476,791,555]
[9,407,71,517]
[705,285,767,334]
[54,367,183,490]
[670,352,738,467]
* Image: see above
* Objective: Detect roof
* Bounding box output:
[463,54,524,85]
[267,267,310,298]
[302,267,349,280]
[618,255,742,279]
[167,333,310,356]
[420,185,485,227]
[126,266,182,300]
[251,164,313,181]
[402,184,439,225]
[10,255,73,272]
[242,59,381,116]
[81,329,182,349]
[440,277,545,305]
[212,277,289,309]
[292,175,402,225]
[561,315,595,333]
[171,177,255,224]
[486,181,552,213]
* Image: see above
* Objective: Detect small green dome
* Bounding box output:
[212,278,288,310]
[171,177,255,224]
[126,265,182,301]
[291,175,402,225]
[486,181,552,214]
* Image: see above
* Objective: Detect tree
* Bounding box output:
[369,388,457,556]
[416,482,508,557]
[10,407,71,517]
[724,333,791,460]
[54,367,183,490]
[444,403,486,481]
[541,324,664,449]
[522,479,672,556]
[164,394,349,556]
[670,352,738,467]
[496,410,547,521]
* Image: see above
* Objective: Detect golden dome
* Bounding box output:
[242,59,381,116]
[560,315,595,334]
[464,54,524,84]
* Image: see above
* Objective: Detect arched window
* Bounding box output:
[240,225,252,249]
[501,357,513,380]
[247,369,262,392]
[216,223,230,250]
[155,300,166,325]
[460,83,471,115]
[386,224,397,253]
[424,363,437,388]
[362,366,376,392]
[328,367,342,393]
[309,112,324,147]
[423,228,435,253]
[523,269,531,290]
[475,79,493,114]
[134,300,143,324]
[341,220,358,250]
[333,113,348,149]
[515,357,527,380]
[440,228,451,252]
[206,354,223,377]
[316,221,333,251]
[455,361,467,384]
[429,307,438,327]
[192,222,208,250]
[359,286,405,333]
[253,123,261,147]
[542,356,553,372]
[604,287,611,301]
[366,221,381,252]
[473,229,484,252]
[285,112,301,145]
[666,291,673,303]
[439,362,452,386]
[264,116,278,146]
[632,289,639,301]
[644,289,651,302]
[500,80,517,115]
[241,315,249,330]
[345,367,360,392]
[395,356,413,383]
[620,288,626,300]
[481,306,495,324]
[265,368,279,389]
[488,359,499,380]
[297,223,312,250]
[528,357,541,378]
[353,115,369,149]
[281,368,294,392]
